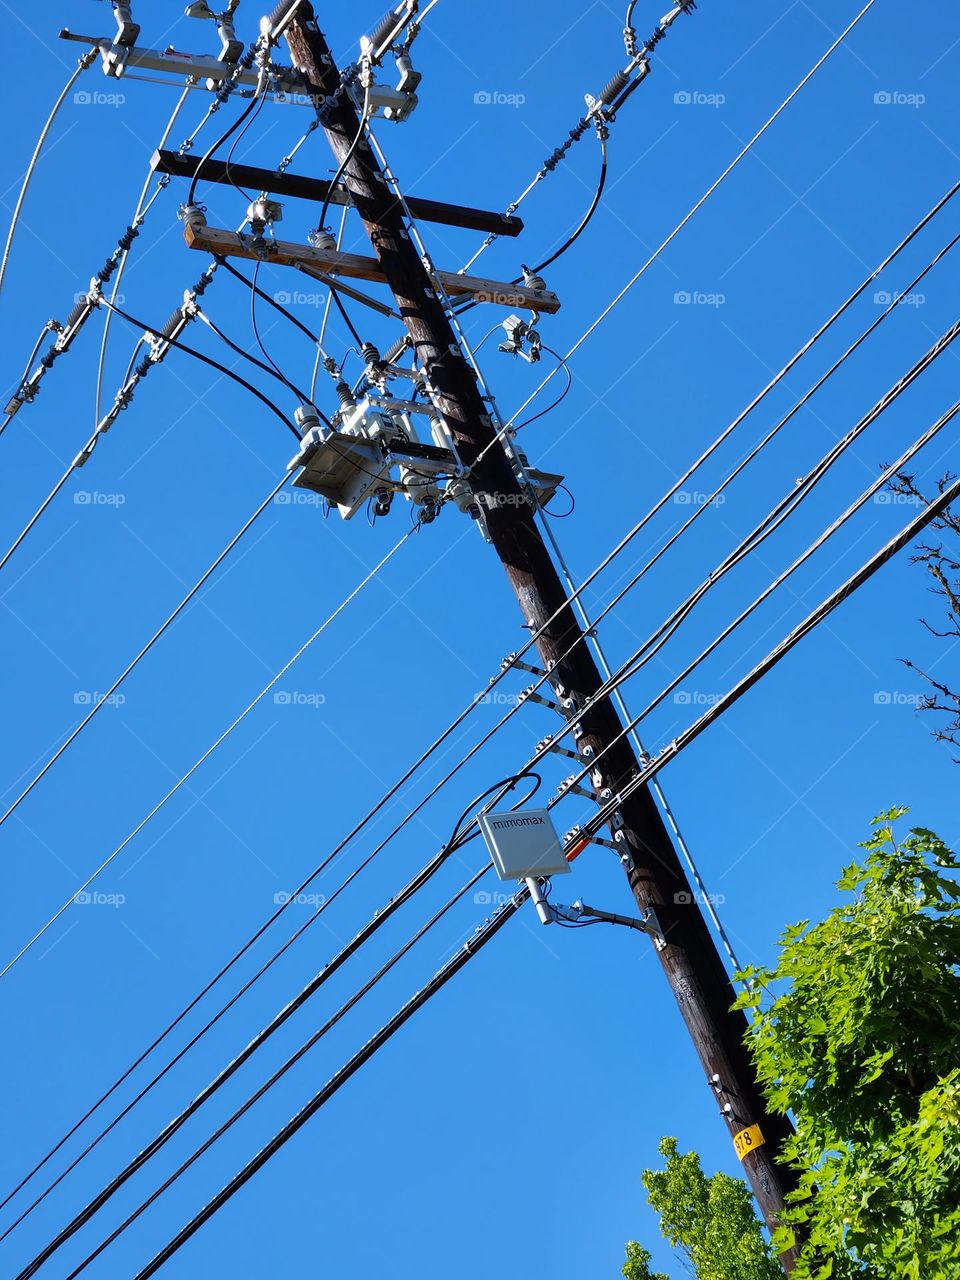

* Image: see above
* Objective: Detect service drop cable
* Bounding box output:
[0,49,98,298]
[0,528,415,981]
[480,0,883,465]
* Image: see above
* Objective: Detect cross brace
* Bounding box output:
[153,150,525,239]
[182,223,562,314]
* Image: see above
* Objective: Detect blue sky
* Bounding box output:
[1,1,958,1276]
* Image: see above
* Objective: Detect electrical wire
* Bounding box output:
[131,882,528,1280]
[93,87,192,427]
[115,466,960,1279]
[513,345,572,433]
[475,0,884,472]
[0,527,416,981]
[5,160,951,1235]
[0,49,98,298]
[5,187,949,1219]
[2,176,948,994]
[186,72,269,208]
[223,90,269,203]
[64,863,493,1280]
[311,203,350,398]
[14,768,536,1278]
[315,80,371,236]
[215,254,322,346]
[0,475,288,850]
[618,400,960,736]
[0,322,60,440]
[99,298,301,438]
[249,258,313,402]
[194,307,308,394]
[583,469,960,840]
[529,133,608,276]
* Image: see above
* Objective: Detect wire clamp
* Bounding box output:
[556,774,593,801]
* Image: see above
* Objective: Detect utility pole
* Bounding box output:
[284,5,799,1266]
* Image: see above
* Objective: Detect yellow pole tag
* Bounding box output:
[733,1124,765,1161]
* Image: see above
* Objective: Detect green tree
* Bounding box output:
[622,1137,780,1280]
[737,809,960,1279]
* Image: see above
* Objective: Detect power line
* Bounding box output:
[5,177,948,1210]
[118,465,960,1280]
[4,184,946,1206]
[93,86,192,427]
[458,0,698,275]
[0,48,98,297]
[64,863,493,1280]
[0,476,289,841]
[130,881,526,1280]
[483,0,883,465]
[0,526,416,980]
[13,773,536,1278]
[583,468,960,840]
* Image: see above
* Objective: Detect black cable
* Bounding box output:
[514,345,572,432]
[543,482,576,519]
[187,87,265,208]
[132,885,528,1280]
[328,282,365,348]
[223,91,268,203]
[13,772,538,1277]
[528,134,608,276]
[214,255,321,346]
[315,82,371,235]
[196,310,304,394]
[250,258,313,403]
[66,862,495,1280]
[99,299,301,439]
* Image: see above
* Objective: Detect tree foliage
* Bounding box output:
[736,809,960,1278]
[622,1137,780,1280]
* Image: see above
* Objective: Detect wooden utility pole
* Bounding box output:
[284,5,800,1266]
